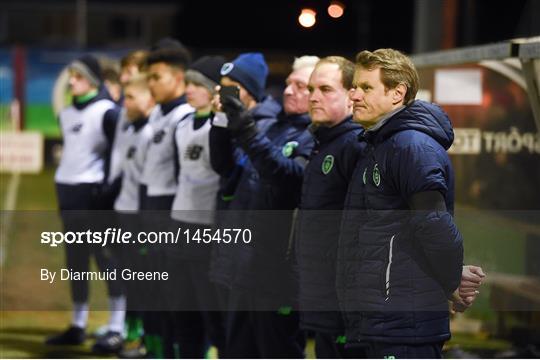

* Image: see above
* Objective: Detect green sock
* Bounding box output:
[144,335,155,356]
[135,317,144,338]
[125,316,137,342]
[154,335,165,359]
[336,335,347,344]
[277,306,292,316]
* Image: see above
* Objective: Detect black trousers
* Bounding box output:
[138,184,174,211]
[224,289,305,358]
[137,187,175,356]
[56,183,123,303]
[113,212,150,310]
[161,221,226,358]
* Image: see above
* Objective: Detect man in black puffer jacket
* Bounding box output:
[337,48,464,358]
[295,56,366,358]
[209,53,315,358]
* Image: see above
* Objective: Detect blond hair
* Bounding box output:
[355,49,419,105]
[124,73,149,90]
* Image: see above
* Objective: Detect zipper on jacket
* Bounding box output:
[384,234,395,302]
[285,208,298,260]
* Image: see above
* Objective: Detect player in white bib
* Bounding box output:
[169,55,227,358]
[140,43,193,210]
[138,39,194,359]
[49,54,126,353]
[111,73,155,357]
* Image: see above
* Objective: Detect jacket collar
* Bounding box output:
[361,100,454,150]
[311,116,360,144]
[160,95,186,116]
[72,85,111,110]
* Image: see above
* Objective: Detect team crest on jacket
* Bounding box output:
[321,155,334,175]
[153,129,165,143]
[281,141,299,158]
[373,163,381,187]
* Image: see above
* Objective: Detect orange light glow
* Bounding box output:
[328,2,344,18]
[299,8,316,28]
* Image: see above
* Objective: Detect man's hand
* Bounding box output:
[450,265,486,314]
[211,85,223,114]
[221,95,257,141]
[459,265,485,298]
[221,95,251,131]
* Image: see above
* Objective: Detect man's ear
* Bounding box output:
[244,95,257,110]
[392,83,407,105]
[347,98,353,110]
[175,69,185,83]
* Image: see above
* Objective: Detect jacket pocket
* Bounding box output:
[383,234,395,302]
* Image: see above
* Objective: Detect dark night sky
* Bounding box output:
[2,0,537,55]
[176,0,414,55]
[171,0,535,55]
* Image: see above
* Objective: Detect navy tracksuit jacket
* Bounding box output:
[337,100,464,344]
[295,117,364,333]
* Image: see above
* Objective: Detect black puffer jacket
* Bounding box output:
[209,96,280,288]
[229,111,314,307]
[337,101,464,344]
[295,118,363,333]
